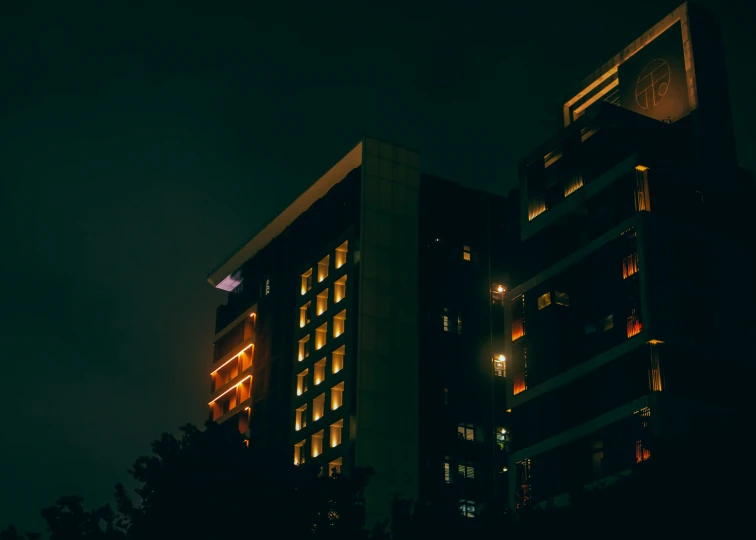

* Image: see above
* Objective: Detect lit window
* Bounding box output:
[334,275,347,303]
[627,309,642,338]
[311,430,324,457]
[457,424,474,441]
[512,295,525,341]
[494,355,506,377]
[312,394,325,421]
[496,428,508,450]
[318,255,330,282]
[313,359,326,386]
[444,459,451,483]
[331,381,344,411]
[458,462,475,480]
[296,369,309,396]
[459,500,475,518]
[335,241,348,269]
[317,289,329,316]
[332,345,345,374]
[329,457,342,476]
[299,302,311,328]
[265,278,271,295]
[333,310,346,338]
[301,269,313,295]
[513,373,527,395]
[295,404,308,431]
[330,419,343,448]
[554,291,570,306]
[298,336,310,361]
[537,292,551,310]
[315,323,327,350]
[463,245,471,261]
[442,314,450,332]
[622,253,639,279]
[294,440,306,465]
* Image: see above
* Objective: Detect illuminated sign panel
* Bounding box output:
[617,22,689,123]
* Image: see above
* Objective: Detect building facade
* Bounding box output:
[506,1,754,511]
[206,138,517,523]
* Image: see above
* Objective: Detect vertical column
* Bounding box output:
[356,137,421,524]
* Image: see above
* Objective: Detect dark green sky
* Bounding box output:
[1,0,752,531]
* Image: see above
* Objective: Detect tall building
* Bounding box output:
[505,1,754,511]
[205,138,518,523]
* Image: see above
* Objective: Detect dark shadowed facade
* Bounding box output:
[205,138,518,524]
[506,1,754,511]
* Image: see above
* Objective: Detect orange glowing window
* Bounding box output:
[334,275,347,303]
[294,440,306,465]
[301,269,313,295]
[330,419,343,448]
[333,310,346,338]
[622,253,639,279]
[298,335,311,361]
[311,430,324,457]
[463,245,471,261]
[313,359,326,386]
[318,255,330,282]
[512,319,525,341]
[329,457,342,476]
[332,345,345,374]
[335,241,348,269]
[627,312,642,338]
[331,382,344,411]
[315,323,327,350]
[513,374,527,395]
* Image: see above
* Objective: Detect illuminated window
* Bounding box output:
[335,241,348,269]
[299,302,311,328]
[301,269,313,295]
[294,440,306,465]
[333,310,346,338]
[458,462,475,480]
[459,500,475,518]
[496,428,508,450]
[513,373,527,395]
[296,369,309,396]
[442,314,450,332]
[311,430,324,457]
[330,419,343,447]
[312,393,325,421]
[313,359,326,386]
[537,292,551,310]
[295,404,308,431]
[512,295,525,341]
[554,291,570,306]
[334,275,347,303]
[332,345,345,374]
[331,381,344,411]
[635,407,652,463]
[315,323,327,350]
[265,278,270,295]
[298,336,310,361]
[463,245,471,261]
[317,290,329,316]
[318,255,330,282]
[627,310,642,338]
[649,345,663,392]
[444,459,451,483]
[329,457,342,476]
[494,355,506,378]
[634,166,651,212]
[457,424,474,441]
[622,253,639,279]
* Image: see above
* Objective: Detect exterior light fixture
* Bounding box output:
[497,285,505,293]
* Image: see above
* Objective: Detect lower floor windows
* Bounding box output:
[459,499,475,518]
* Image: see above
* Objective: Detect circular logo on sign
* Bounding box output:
[635,59,671,110]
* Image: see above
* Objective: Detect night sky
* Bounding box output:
[1,0,753,531]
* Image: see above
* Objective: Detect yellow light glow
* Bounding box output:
[244,406,250,411]
[635,165,649,171]
[249,312,256,317]
[498,355,505,362]
[501,428,506,434]
[502,467,508,472]
[497,286,505,293]
[208,375,251,405]
[211,343,254,375]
